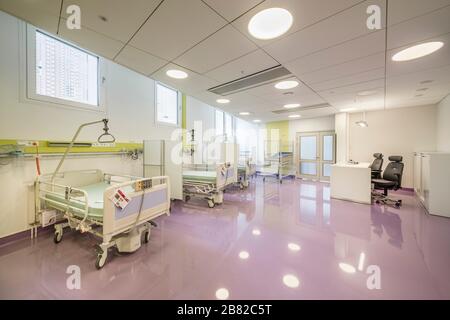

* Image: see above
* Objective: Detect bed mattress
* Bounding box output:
[44,182,110,220]
[183,170,217,183]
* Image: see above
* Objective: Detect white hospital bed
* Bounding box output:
[35,169,171,269]
[259,152,294,183]
[238,158,256,189]
[182,163,235,208]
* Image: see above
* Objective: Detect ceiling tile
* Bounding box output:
[152,63,219,96]
[387,5,450,50]
[61,0,162,43]
[232,0,362,46]
[285,30,385,77]
[174,25,258,74]
[115,45,167,76]
[205,49,279,83]
[202,0,263,22]
[309,68,385,92]
[388,0,450,26]
[262,0,386,64]
[0,0,61,33]
[130,0,227,61]
[300,53,385,86]
[58,18,124,60]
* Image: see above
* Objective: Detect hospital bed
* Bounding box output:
[35,169,171,269]
[238,158,256,189]
[259,152,294,183]
[183,163,235,208]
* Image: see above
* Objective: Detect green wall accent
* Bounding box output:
[0,139,142,154]
[265,121,290,152]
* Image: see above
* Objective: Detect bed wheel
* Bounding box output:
[95,248,107,269]
[208,200,215,208]
[143,230,151,244]
[53,230,63,244]
[184,195,191,202]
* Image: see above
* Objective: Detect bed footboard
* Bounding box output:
[103,176,171,239]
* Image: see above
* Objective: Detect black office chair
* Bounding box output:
[372,156,404,208]
[370,153,383,179]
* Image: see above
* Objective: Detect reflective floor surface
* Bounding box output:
[1,177,449,299]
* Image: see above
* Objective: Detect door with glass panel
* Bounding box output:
[296,131,335,181]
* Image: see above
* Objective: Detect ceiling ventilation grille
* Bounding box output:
[208,65,292,96]
[272,103,331,114]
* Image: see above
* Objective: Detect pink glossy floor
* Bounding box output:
[1,177,450,300]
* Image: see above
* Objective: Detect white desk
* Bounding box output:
[330,162,371,204]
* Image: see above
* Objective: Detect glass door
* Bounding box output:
[296,131,335,181]
[297,133,319,179]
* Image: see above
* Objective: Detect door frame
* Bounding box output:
[296,131,336,181]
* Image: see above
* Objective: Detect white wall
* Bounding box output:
[348,105,437,188]
[0,12,177,238]
[335,113,349,163]
[436,94,450,152]
[288,116,335,141]
[185,96,215,140]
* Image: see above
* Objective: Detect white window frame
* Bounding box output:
[154,82,181,127]
[26,25,106,112]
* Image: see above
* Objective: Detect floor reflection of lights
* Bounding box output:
[239,251,249,260]
[339,263,356,274]
[283,274,300,288]
[215,288,229,300]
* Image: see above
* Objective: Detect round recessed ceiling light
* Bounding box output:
[288,243,301,252]
[215,288,229,300]
[248,8,293,40]
[217,98,230,104]
[392,41,444,62]
[357,90,378,96]
[339,263,356,274]
[252,228,261,235]
[340,107,357,112]
[239,251,250,260]
[284,103,300,109]
[253,119,261,123]
[288,114,301,118]
[275,80,299,90]
[239,112,251,116]
[166,69,188,79]
[282,274,300,288]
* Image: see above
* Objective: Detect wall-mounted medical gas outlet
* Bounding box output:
[17,140,39,147]
[92,142,116,147]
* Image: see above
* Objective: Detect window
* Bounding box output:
[28,28,101,108]
[215,110,224,137]
[225,113,233,140]
[156,83,179,126]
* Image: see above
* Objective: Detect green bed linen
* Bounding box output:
[182,170,217,183]
[44,182,110,220]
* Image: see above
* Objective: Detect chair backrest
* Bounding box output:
[370,153,383,171]
[382,156,404,188]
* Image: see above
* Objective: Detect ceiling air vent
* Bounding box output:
[208,65,291,96]
[272,103,331,114]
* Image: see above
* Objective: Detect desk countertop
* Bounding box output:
[332,162,371,168]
